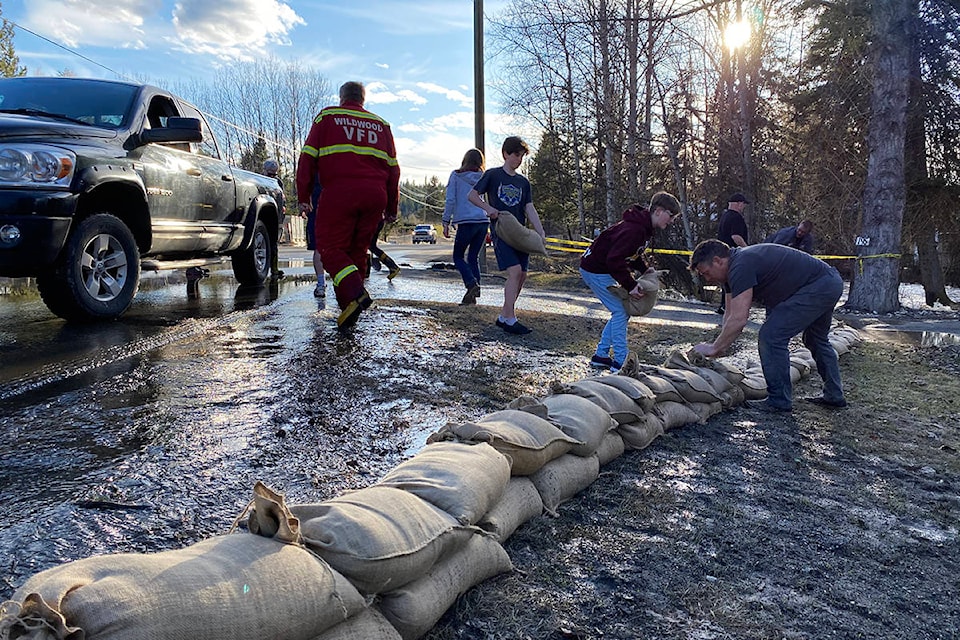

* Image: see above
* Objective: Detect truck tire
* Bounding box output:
[231,219,271,286]
[37,213,141,322]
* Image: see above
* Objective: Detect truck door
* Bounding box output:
[177,104,241,253]
[138,96,204,254]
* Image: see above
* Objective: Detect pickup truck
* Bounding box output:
[0,77,283,321]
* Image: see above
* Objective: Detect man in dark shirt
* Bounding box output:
[689,239,847,413]
[765,220,814,254]
[714,192,749,313]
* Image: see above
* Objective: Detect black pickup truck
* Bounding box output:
[0,77,283,321]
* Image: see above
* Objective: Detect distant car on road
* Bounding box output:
[412,224,438,244]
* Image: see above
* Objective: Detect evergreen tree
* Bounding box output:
[0,7,26,78]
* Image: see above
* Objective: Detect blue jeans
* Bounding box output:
[579,268,630,365]
[452,222,488,288]
[758,267,844,409]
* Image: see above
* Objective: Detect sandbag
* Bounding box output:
[681,350,746,385]
[605,270,662,316]
[616,413,664,450]
[528,453,601,515]
[739,375,768,400]
[590,375,657,412]
[552,379,645,424]
[293,486,474,594]
[595,430,626,465]
[311,608,402,640]
[377,442,511,525]
[2,534,366,640]
[378,534,513,640]
[655,400,703,430]
[641,366,723,404]
[476,477,543,542]
[493,211,547,255]
[690,401,724,423]
[631,373,686,404]
[540,393,617,456]
[428,410,580,476]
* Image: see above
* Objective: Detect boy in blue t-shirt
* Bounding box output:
[468,136,546,335]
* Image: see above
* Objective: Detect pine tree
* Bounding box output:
[0,6,26,78]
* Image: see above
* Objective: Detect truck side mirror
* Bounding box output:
[139,117,203,145]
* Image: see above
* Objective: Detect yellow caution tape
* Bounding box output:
[542,237,901,264]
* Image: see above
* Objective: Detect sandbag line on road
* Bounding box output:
[0,326,862,640]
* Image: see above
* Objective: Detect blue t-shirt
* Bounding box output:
[473,167,532,224]
[726,244,834,309]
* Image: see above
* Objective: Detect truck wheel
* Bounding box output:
[37,213,141,322]
[232,219,271,286]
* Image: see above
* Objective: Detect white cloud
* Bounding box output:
[365,81,427,106]
[172,0,305,61]
[24,0,158,49]
[415,82,472,108]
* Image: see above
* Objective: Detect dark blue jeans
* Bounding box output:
[758,268,845,409]
[452,222,488,288]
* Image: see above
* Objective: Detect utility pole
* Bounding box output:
[474,0,485,155]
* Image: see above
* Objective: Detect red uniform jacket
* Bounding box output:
[296,100,400,218]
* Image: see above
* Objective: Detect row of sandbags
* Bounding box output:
[0,326,862,640]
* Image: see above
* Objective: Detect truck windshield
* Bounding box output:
[0,78,138,129]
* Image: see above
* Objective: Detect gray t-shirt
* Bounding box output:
[725,244,833,309]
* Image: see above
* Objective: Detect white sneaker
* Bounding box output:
[314,283,326,298]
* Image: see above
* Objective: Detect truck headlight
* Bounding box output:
[0,145,75,187]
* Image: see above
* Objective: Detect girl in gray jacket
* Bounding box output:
[442,149,490,304]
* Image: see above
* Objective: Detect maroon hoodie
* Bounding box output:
[580,205,653,291]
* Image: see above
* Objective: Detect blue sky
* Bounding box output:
[3,0,519,182]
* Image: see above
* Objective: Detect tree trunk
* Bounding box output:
[845,0,912,313]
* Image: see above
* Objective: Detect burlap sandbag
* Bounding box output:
[639,365,723,404]
[682,350,746,386]
[789,354,812,376]
[528,453,601,516]
[595,430,626,465]
[247,480,301,542]
[376,442,511,525]
[590,375,657,412]
[739,374,768,400]
[293,486,474,594]
[616,413,664,450]
[311,608,402,640]
[605,270,662,316]
[551,379,645,425]
[631,372,686,404]
[378,534,513,640]
[428,410,580,476]
[476,476,544,542]
[690,401,724,423]
[655,400,703,430]
[2,534,365,640]
[493,211,547,255]
[540,393,617,457]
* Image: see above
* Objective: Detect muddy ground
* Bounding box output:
[371,273,960,640]
[2,259,958,639]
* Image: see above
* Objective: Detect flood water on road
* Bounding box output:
[0,260,593,600]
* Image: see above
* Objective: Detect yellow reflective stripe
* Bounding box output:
[301,144,319,158]
[316,107,391,127]
[317,144,399,166]
[333,264,359,286]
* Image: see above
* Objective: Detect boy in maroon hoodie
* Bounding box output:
[579,191,681,372]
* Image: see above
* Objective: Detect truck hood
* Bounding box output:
[0,114,119,142]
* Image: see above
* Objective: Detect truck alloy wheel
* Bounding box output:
[37,213,141,322]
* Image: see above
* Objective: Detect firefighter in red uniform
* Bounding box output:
[296,81,400,330]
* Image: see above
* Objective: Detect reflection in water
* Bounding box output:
[861,328,960,347]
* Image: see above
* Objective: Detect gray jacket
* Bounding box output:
[442,170,487,225]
